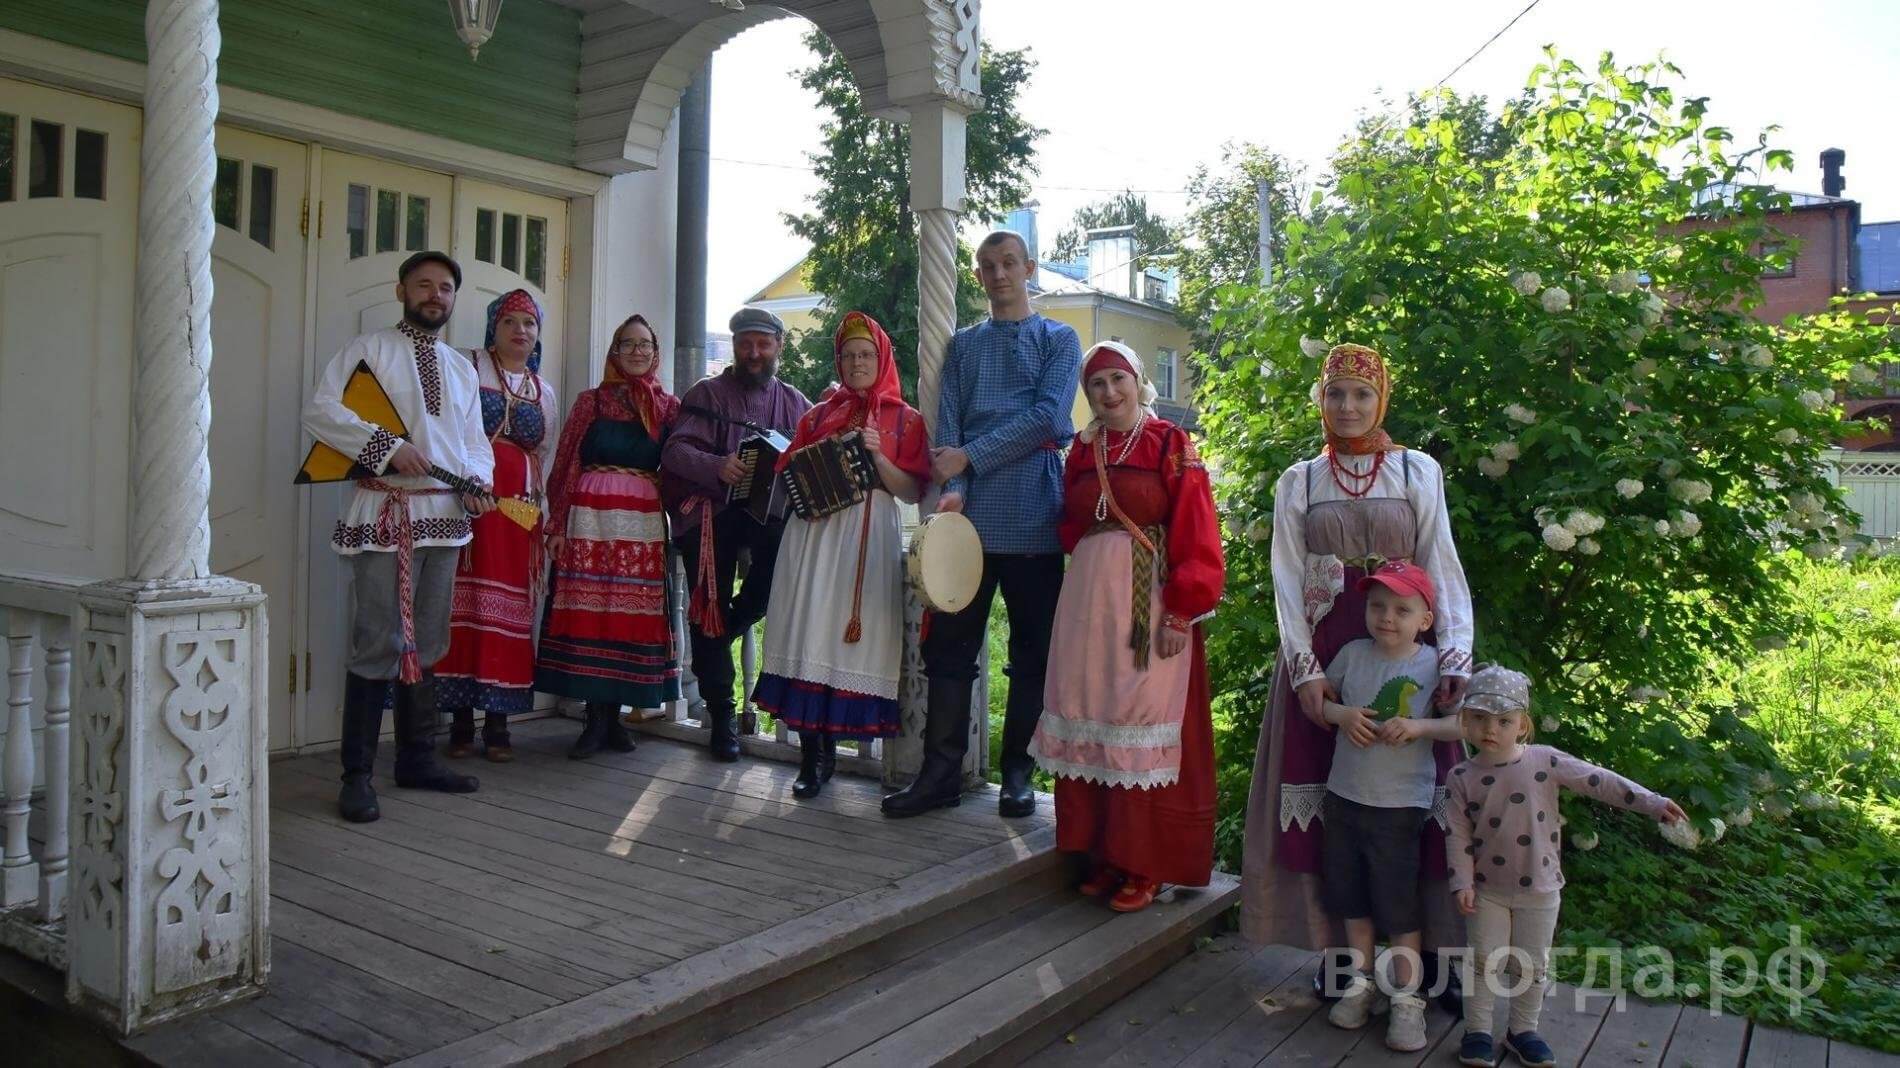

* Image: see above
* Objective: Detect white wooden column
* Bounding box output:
[888,87,984,788]
[65,0,272,1033]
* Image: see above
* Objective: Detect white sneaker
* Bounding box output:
[1385,992,1428,1052]
[1327,973,1376,1029]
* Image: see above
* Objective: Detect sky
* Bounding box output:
[706,0,1900,334]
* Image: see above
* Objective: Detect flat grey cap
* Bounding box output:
[729,306,785,337]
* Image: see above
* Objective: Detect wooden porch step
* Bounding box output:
[652,871,1241,1068]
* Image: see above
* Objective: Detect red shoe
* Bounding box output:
[1110,877,1160,912]
[1078,864,1123,899]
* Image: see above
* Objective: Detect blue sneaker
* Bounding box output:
[1505,1030,1556,1067]
[1459,1031,1498,1066]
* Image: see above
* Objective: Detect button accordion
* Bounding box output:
[783,432,879,521]
[727,430,791,524]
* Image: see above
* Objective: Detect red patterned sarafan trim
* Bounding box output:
[1290,650,1324,684]
[1437,646,1473,677]
[398,320,443,416]
[358,426,398,472]
[332,514,471,550]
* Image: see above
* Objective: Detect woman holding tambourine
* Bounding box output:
[1027,341,1226,913]
[752,312,931,799]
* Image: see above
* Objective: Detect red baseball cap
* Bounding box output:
[1356,560,1435,612]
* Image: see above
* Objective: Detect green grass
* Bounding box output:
[1553,553,1900,1051]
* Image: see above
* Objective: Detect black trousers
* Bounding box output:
[676,507,786,715]
[921,552,1064,759]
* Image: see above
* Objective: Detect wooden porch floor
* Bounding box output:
[1024,934,1900,1068]
[119,718,1058,1066]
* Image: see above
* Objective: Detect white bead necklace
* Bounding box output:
[1093,412,1147,522]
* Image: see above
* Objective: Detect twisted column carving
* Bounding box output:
[131,0,221,581]
[915,206,959,434]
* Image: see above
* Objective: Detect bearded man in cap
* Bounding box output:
[303,251,494,823]
[661,306,813,761]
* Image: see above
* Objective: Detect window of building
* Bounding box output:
[1760,240,1795,279]
[1154,347,1177,400]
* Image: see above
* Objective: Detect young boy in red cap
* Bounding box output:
[1317,560,1466,1051]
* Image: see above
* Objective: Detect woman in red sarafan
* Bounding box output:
[535,314,683,758]
[1028,341,1225,913]
[436,288,559,762]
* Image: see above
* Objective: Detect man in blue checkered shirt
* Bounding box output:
[883,230,1082,820]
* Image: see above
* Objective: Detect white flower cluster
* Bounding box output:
[1504,403,1537,425]
[1798,389,1828,412]
[1564,510,1605,535]
[1478,457,1511,479]
[1300,335,1329,359]
[1542,524,1578,551]
[1539,715,1560,733]
[1577,537,1602,556]
[1638,291,1666,326]
[1788,491,1824,516]
[1658,458,1683,479]
[1653,519,1673,536]
[1616,478,1645,499]
[1572,829,1600,851]
[1368,292,1389,308]
[1728,806,1755,829]
[1628,685,1667,702]
[1848,363,1879,385]
[1669,478,1713,504]
[1606,270,1642,295]
[1511,270,1543,295]
[1760,795,1794,819]
[1741,344,1774,369]
[1540,286,1572,313]
[1672,510,1703,537]
[1492,441,1521,462]
[1774,427,1801,446]
[1661,817,1725,850]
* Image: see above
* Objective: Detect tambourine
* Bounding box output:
[905,510,983,613]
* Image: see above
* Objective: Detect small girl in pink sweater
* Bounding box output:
[1445,665,1686,1068]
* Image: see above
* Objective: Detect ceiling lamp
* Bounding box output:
[447,0,504,61]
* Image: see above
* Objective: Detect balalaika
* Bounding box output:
[728,429,792,524]
[783,432,878,521]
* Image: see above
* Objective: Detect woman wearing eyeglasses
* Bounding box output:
[535,315,683,758]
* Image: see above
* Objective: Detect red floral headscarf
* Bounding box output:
[598,314,677,437]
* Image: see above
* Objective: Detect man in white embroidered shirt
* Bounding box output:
[302,251,495,823]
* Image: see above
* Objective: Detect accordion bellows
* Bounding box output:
[783,432,878,521]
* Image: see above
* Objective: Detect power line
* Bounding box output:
[1433,0,1547,89]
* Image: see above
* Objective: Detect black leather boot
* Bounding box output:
[997,705,1041,819]
[338,673,387,823]
[482,712,513,763]
[882,678,969,817]
[819,734,838,785]
[445,706,476,758]
[793,732,825,799]
[393,674,479,792]
[569,702,608,759]
[601,704,637,753]
[706,703,741,763]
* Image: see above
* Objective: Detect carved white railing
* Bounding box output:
[1825,448,1900,543]
[0,572,87,969]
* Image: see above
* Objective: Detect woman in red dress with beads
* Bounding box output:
[1028,341,1225,913]
[1239,343,1474,982]
[437,289,559,762]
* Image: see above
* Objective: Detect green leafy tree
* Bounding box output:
[1173,141,1306,344]
[781,31,1042,402]
[1046,190,1177,264]
[1197,54,1896,867]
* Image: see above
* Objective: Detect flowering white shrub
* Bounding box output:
[1540,286,1572,313]
[1653,519,1672,536]
[1616,478,1645,498]
[1577,537,1601,556]
[1491,441,1521,462]
[1606,269,1642,294]
[1478,456,1511,479]
[1300,335,1328,359]
[1511,270,1543,295]
[1563,510,1605,535]
[1798,389,1827,412]
[1504,403,1537,425]
[1774,427,1800,445]
[1542,524,1577,551]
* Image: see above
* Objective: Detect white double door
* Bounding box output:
[302,152,568,747]
[0,77,567,752]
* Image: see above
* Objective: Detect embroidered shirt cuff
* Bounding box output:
[1437,647,1473,677]
[1289,650,1325,687]
[358,427,399,474]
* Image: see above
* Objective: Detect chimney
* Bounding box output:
[1820,148,1846,198]
[1004,202,1040,261]
[1086,225,1137,299]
